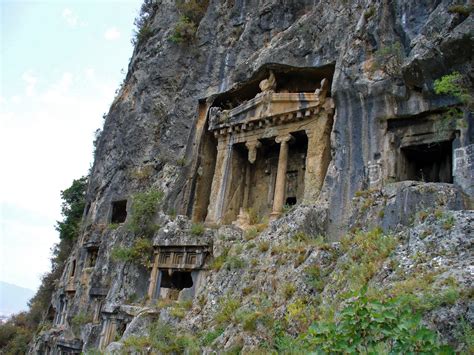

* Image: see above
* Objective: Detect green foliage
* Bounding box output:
[0,312,37,355]
[364,6,375,20]
[170,16,197,43]
[170,0,209,43]
[55,176,87,242]
[71,312,93,334]
[176,0,209,23]
[123,320,199,353]
[247,207,260,225]
[107,222,120,230]
[434,71,470,103]
[170,299,193,319]
[176,156,187,166]
[131,0,158,45]
[301,288,452,354]
[304,264,326,293]
[190,223,205,236]
[258,240,270,253]
[338,228,398,290]
[372,42,404,77]
[282,283,296,300]
[244,227,258,241]
[215,296,241,325]
[210,248,229,271]
[442,214,455,230]
[448,4,472,16]
[224,255,245,270]
[111,237,154,267]
[434,72,473,122]
[128,188,163,237]
[236,310,262,332]
[200,327,224,346]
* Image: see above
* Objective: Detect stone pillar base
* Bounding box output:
[269,211,282,221]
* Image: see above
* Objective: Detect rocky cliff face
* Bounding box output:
[32,0,472,353]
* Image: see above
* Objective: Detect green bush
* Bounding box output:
[124,320,198,353]
[434,71,471,104]
[301,288,452,353]
[447,5,472,16]
[170,0,209,44]
[200,327,224,346]
[190,223,205,236]
[176,0,209,23]
[128,188,163,237]
[71,312,93,334]
[224,256,245,270]
[282,283,296,300]
[372,42,404,77]
[210,248,228,271]
[111,237,154,267]
[304,265,326,293]
[169,16,197,43]
[131,0,158,45]
[215,296,241,325]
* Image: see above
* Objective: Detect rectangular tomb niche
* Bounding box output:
[147,246,210,302]
[400,141,453,183]
[98,314,130,350]
[190,65,335,225]
[386,115,456,184]
[110,199,127,223]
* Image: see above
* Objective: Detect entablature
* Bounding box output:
[208,78,334,139]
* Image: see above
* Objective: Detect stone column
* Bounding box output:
[242,140,261,209]
[147,253,160,301]
[206,138,232,224]
[270,134,292,220]
[303,114,332,201]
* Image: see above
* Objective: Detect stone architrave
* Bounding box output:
[205,139,232,224]
[270,134,293,220]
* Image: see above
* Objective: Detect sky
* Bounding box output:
[0,0,143,292]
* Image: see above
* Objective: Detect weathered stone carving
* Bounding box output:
[147,245,211,301]
[259,71,276,92]
[203,78,334,225]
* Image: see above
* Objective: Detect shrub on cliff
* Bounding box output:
[301,288,452,353]
[132,0,159,45]
[127,188,163,237]
[170,0,209,43]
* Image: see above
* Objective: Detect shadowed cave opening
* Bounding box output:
[111,200,127,223]
[212,64,335,110]
[160,271,193,290]
[400,141,453,183]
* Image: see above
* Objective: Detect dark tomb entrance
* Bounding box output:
[400,141,453,183]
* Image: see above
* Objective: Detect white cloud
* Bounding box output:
[62,8,86,28]
[22,71,37,96]
[84,68,95,80]
[62,8,78,27]
[11,96,21,104]
[104,27,121,41]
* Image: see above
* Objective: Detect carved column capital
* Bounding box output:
[275,133,293,144]
[245,140,261,164]
[216,138,229,151]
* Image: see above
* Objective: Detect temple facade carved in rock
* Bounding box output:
[189,69,335,226]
